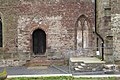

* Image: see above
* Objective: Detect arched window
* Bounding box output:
[75,15,90,49]
[0,17,2,47]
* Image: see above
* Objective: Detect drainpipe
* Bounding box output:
[94,0,104,61]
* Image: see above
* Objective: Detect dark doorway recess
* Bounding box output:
[0,17,2,47]
[32,29,46,55]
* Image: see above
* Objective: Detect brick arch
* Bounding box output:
[75,14,93,50]
[28,23,48,53]
[29,23,48,35]
[76,14,91,28]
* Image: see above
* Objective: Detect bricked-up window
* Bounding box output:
[75,15,90,49]
[0,17,2,47]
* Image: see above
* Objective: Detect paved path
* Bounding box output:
[0,66,69,75]
[0,66,120,78]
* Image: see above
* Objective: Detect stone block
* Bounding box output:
[0,60,5,67]
[13,60,19,66]
[105,55,114,63]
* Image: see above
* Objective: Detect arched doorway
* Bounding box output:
[32,29,46,55]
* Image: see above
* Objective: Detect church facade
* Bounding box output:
[0,0,95,66]
[0,0,119,66]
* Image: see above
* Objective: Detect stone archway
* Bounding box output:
[32,29,46,55]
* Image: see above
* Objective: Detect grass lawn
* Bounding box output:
[5,76,120,80]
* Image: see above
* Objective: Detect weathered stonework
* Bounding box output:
[0,0,95,66]
[111,14,120,61]
[97,0,120,63]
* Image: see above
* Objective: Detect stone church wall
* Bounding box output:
[97,0,120,63]
[0,0,94,66]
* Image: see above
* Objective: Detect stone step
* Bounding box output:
[70,57,105,72]
[103,64,120,74]
[31,56,48,60]
[73,63,104,72]
[27,66,48,69]
[104,64,118,69]
[70,57,105,63]
[25,58,65,67]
